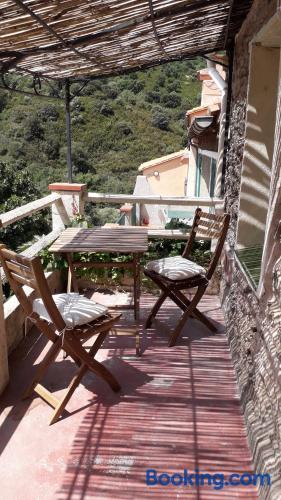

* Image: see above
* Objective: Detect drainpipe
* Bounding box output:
[207,60,228,197]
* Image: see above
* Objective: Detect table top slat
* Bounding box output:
[49,227,148,253]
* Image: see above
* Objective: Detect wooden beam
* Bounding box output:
[21,229,63,259]
[73,261,134,269]
[0,193,61,228]
[147,229,191,240]
[1,228,63,285]
[53,197,71,227]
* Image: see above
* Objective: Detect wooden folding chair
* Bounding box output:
[144,208,230,346]
[0,244,121,425]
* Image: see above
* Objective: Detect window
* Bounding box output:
[195,150,217,197]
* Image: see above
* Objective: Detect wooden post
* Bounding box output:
[0,281,9,393]
[119,204,133,226]
[133,253,141,321]
[48,183,87,230]
[65,79,73,184]
[139,203,143,225]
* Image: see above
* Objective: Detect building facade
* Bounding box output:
[222,1,281,498]
[134,63,224,227]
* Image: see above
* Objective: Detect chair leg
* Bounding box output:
[24,329,120,425]
[192,307,217,333]
[89,358,121,392]
[22,340,61,400]
[50,330,120,424]
[49,362,88,425]
[50,354,120,424]
[145,291,168,328]
[85,329,121,392]
[64,331,121,392]
[169,285,207,347]
[174,290,217,333]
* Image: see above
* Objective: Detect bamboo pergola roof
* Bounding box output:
[0,0,253,80]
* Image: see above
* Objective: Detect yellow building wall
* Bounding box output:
[143,157,188,196]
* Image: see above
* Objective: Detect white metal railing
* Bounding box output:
[87,192,222,207]
[86,191,224,237]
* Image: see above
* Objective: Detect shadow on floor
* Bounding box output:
[0,294,257,499]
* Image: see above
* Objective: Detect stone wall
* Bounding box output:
[222,1,281,498]
[222,259,281,499]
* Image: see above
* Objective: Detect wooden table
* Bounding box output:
[49,227,148,320]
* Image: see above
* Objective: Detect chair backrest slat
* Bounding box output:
[9,271,38,289]
[194,226,221,238]
[4,257,38,288]
[5,259,34,279]
[199,211,225,222]
[0,244,66,332]
[182,207,202,258]
[182,208,230,280]
[30,256,66,331]
[197,218,221,231]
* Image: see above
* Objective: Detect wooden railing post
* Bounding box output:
[119,204,133,226]
[48,183,87,230]
[139,203,143,225]
[0,280,9,393]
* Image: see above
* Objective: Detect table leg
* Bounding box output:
[66,253,79,293]
[136,328,141,357]
[133,253,141,321]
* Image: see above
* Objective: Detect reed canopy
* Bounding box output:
[0,0,253,80]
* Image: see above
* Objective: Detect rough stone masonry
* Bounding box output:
[222,1,281,499]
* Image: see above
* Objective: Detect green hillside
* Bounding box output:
[0,58,203,196]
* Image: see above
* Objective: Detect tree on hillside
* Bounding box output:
[0,162,50,250]
[151,109,170,131]
[0,58,204,198]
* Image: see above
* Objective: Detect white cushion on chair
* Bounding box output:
[145,256,206,281]
[33,293,108,328]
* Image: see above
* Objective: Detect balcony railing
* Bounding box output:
[86,191,223,238]
[86,191,222,206]
[0,182,224,394]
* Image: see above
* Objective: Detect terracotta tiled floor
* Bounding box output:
[0,293,258,499]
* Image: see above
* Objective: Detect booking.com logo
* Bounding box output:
[145,469,271,490]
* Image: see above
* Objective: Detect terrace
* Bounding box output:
[1,0,279,498]
[0,294,257,499]
[0,185,257,498]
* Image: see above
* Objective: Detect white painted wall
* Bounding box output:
[133,176,167,226]
[237,45,280,248]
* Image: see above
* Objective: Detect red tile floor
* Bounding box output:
[0,293,258,499]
